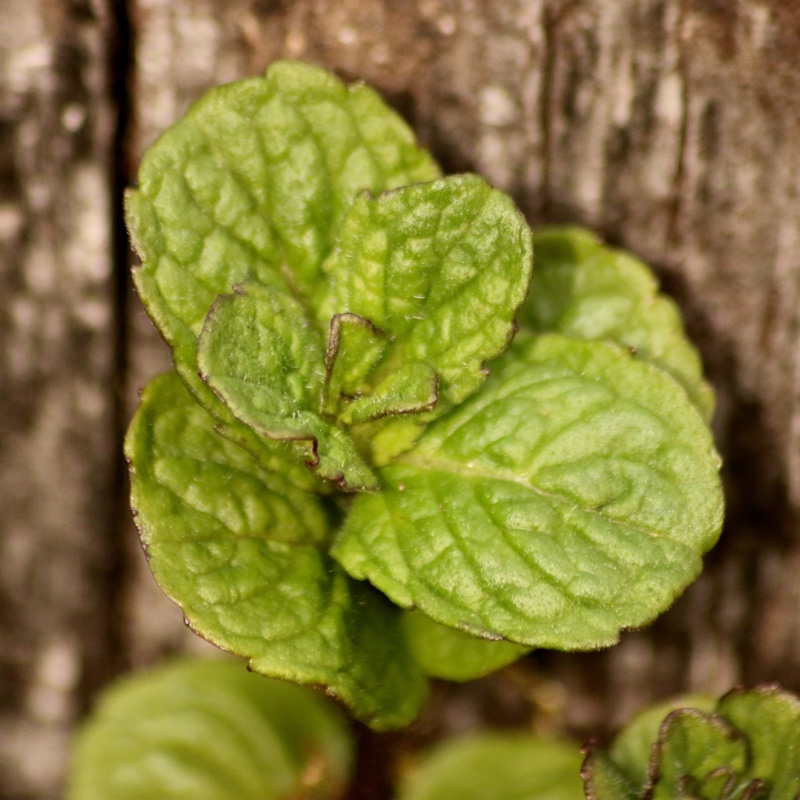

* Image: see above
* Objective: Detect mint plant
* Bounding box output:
[125,60,724,728]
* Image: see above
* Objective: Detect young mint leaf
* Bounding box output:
[402,610,529,681]
[583,687,800,800]
[67,658,354,800]
[315,174,533,422]
[716,687,800,795]
[581,751,640,800]
[125,372,426,728]
[650,710,749,798]
[197,281,377,491]
[320,313,440,425]
[322,312,387,416]
[519,226,714,422]
[125,61,439,479]
[332,332,723,649]
[396,734,585,800]
[608,695,716,790]
[341,362,439,425]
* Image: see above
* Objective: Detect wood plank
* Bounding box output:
[0,0,120,794]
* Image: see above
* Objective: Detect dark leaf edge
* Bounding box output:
[582,685,800,800]
[324,312,387,402]
[645,707,748,798]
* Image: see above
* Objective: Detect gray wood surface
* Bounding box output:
[4,0,800,795]
[0,1,121,795]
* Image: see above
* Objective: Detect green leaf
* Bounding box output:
[316,174,533,422]
[125,60,439,480]
[402,610,529,681]
[320,313,440,425]
[396,734,585,800]
[68,658,354,800]
[125,373,426,728]
[649,710,748,800]
[519,226,714,422]
[581,750,640,800]
[197,281,377,491]
[127,59,439,340]
[322,312,387,415]
[332,333,723,649]
[609,695,715,790]
[716,687,800,798]
[584,687,800,800]
[342,362,439,425]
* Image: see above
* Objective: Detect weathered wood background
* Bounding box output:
[3,0,800,796]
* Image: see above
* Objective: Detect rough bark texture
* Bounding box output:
[4,0,800,796]
[0,1,122,796]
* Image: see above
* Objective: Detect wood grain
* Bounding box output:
[0,0,120,795]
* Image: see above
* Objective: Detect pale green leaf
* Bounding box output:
[125,60,439,482]
[584,687,800,800]
[321,312,387,416]
[649,710,748,800]
[581,750,639,800]
[316,175,533,422]
[67,658,353,800]
[360,416,429,467]
[397,734,585,800]
[519,226,714,422]
[402,610,529,681]
[609,695,715,791]
[127,59,439,341]
[197,282,377,491]
[716,687,800,798]
[125,373,426,728]
[341,362,439,425]
[333,333,723,649]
